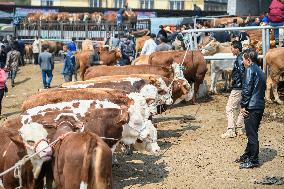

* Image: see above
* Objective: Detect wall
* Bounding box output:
[227,0,271,15]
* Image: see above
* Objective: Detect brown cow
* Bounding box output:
[84,65,172,80]
[53,132,112,189]
[90,12,103,24]
[265,47,284,104]
[75,48,122,80]
[41,41,63,54]
[131,29,150,38]
[132,55,150,65]
[57,12,69,22]
[148,50,207,103]
[24,44,33,64]
[200,40,231,55]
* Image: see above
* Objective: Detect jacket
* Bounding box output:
[268,0,284,23]
[32,39,41,53]
[156,43,172,52]
[62,51,75,75]
[38,51,54,71]
[141,39,157,55]
[6,50,20,72]
[231,53,245,90]
[240,63,266,110]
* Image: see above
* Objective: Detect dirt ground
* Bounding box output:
[1,61,284,189]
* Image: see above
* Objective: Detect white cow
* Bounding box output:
[210,53,235,94]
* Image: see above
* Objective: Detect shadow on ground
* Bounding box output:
[259,147,277,166]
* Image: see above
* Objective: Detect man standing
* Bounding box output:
[237,48,266,169]
[62,46,75,82]
[221,41,245,138]
[117,4,129,28]
[38,44,54,89]
[141,33,157,55]
[155,36,172,52]
[5,43,20,87]
[32,36,41,65]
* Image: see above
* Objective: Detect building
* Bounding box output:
[31,0,207,10]
[227,0,271,16]
[204,0,227,11]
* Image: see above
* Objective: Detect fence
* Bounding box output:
[183,25,284,76]
[16,19,151,41]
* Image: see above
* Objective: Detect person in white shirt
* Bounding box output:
[141,33,157,55]
[32,36,41,65]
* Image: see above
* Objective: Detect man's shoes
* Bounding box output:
[239,161,259,169]
[221,129,236,139]
[235,155,249,163]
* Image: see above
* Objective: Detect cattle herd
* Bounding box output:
[1,14,284,188]
[24,11,137,25]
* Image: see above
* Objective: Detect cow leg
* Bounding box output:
[210,71,220,94]
[265,75,273,103]
[272,75,283,104]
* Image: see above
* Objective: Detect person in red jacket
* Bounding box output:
[268,0,284,45]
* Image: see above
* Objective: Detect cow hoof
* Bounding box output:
[266,99,273,104]
[276,100,283,105]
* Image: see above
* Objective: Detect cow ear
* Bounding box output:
[118,106,129,124]
[9,134,25,148]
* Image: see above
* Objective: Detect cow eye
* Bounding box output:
[27,140,35,146]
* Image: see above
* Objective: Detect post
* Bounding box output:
[265,28,270,77]
[60,22,64,39]
[261,28,266,73]
[189,32,194,50]
[193,32,198,50]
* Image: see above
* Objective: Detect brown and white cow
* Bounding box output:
[148,50,207,102]
[265,47,284,104]
[84,65,172,81]
[132,55,150,65]
[0,123,52,189]
[21,88,160,154]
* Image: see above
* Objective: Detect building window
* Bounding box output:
[140,0,154,9]
[90,0,102,7]
[169,0,184,10]
[41,0,53,6]
[114,0,125,8]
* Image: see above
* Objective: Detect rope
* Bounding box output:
[180,33,192,66]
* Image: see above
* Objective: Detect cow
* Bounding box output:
[0,123,52,189]
[90,12,103,24]
[84,65,172,80]
[200,40,232,56]
[265,47,284,104]
[82,39,94,51]
[52,132,112,189]
[21,88,160,154]
[209,53,234,93]
[75,48,122,81]
[24,44,33,64]
[132,55,150,65]
[41,41,64,54]
[57,12,69,22]
[148,50,207,103]
[131,29,150,38]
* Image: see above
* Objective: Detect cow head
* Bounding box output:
[114,48,122,59]
[122,93,151,144]
[200,39,218,55]
[139,84,159,115]
[132,120,160,155]
[172,79,194,104]
[149,77,173,105]
[19,123,52,179]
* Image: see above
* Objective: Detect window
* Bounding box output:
[140,0,154,9]
[41,0,53,6]
[114,0,125,8]
[90,0,102,7]
[169,0,184,10]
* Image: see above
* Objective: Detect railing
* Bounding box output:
[183,25,284,75]
[16,19,151,40]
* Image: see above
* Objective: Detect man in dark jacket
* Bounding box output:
[38,44,54,89]
[237,48,266,169]
[221,41,245,139]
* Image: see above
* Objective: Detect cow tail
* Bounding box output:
[80,135,94,189]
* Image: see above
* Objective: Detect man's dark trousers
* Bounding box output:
[243,109,264,163]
